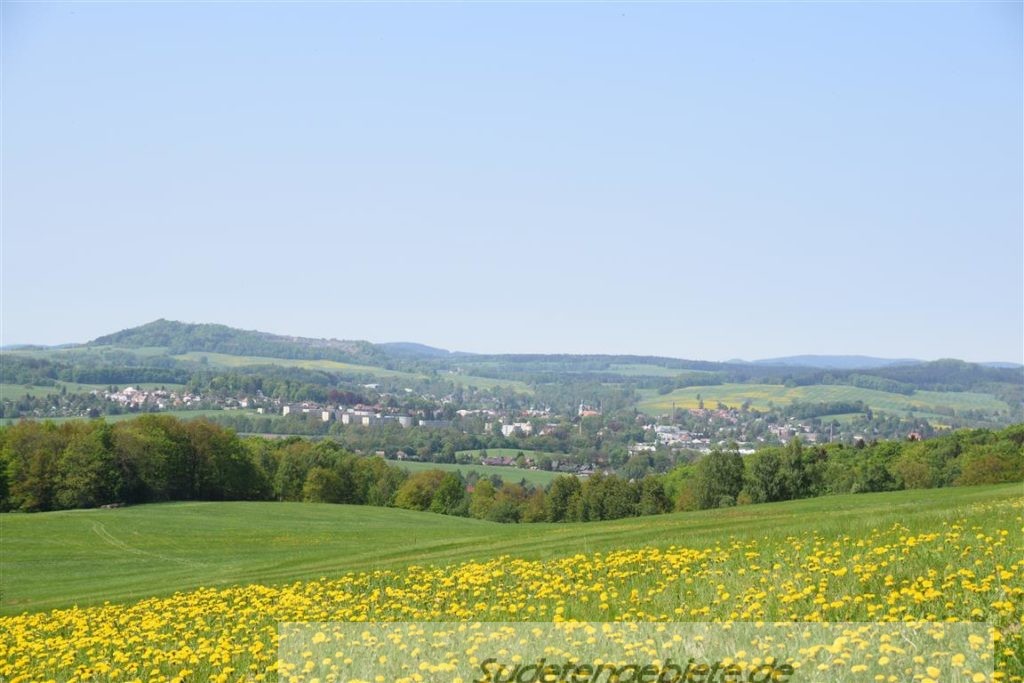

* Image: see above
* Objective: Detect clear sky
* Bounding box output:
[2,2,1021,362]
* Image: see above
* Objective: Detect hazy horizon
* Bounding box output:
[3,3,1021,363]
[1,316,1019,366]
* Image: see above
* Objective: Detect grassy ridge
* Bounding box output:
[3,345,172,360]
[173,351,532,393]
[172,351,418,379]
[637,382,1009,417]
[2,483,1019,615]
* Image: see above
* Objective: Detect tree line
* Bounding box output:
[1,417,1021,520]
[666,425,1024,510]
[4,355,190,387]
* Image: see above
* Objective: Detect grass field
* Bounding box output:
[3,345,172,360]
[173,351,532,393]
[172,351,422,378]
[392,458,563,486]
[0,381,187,401]
[454,447,564,461]
[637,382,1009,417]
[452,360,709,380]
[2,484,1021,682]
[2,482,1019,615]
[0,382,95,400]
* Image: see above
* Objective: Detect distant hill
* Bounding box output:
[66,319,1022,398]
[90,319,384,365]
[377,342,453,358]
[862,358,1022,391]
[751,355,923,369]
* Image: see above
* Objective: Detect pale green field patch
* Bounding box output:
[637,383,1009,417]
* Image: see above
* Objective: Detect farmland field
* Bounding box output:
[0,382,103,400]
[1,483,1018,614]
[1,484,1021,681]
[1,483,1021,681]
[172,351,424,378]
[637,383,1010,417]
[172,351,532,393]
[0,381,187,401]
[3,345,172,360]
[392,457,563,486]
[454,447,565,462]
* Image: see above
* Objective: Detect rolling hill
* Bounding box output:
[90,318,385,365]
[750,355,923,369]
[2,319,1020,429]
[636,383,1012,419]
[2,483,1019,614]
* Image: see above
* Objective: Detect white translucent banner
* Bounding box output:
[278,621,994,683]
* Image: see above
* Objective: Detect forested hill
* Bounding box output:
[83,319,1023,392]
[751,355,923,369]
[90,319,385,365]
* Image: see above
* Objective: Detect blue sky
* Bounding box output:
[2,2,1021,362]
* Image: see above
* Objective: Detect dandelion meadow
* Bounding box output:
[1,485,1020,682]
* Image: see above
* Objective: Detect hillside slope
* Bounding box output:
[90,319,384,365]
[2,483,1019,614]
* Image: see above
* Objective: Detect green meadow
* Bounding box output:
[1,482,1019,615]
[172,351,531,393]
[454,447,566,461]
[636,382,1010,417]
[3,345,171,360]
[392,456,563,486]
[0,382,187,401]
[172,351,417,378]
